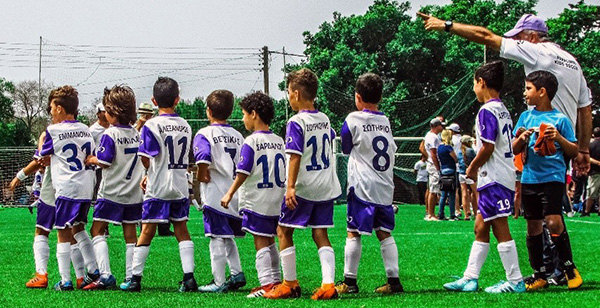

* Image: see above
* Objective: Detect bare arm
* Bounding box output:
[546,127,578,158]
[196,163,210,183]
[430,149,440,171]
[141,156,150,169]
[512,129,534,155]
[450,150,458,163]
[220,173,249,209]
[417,12,502,51]
[84,155,109,169]
[419,140,428,159]
[466,141,494,180]
[285,154,301,210]
[574,106,592,175]
[9,159,42,192]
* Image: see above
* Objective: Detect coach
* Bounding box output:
[418,13,592,176]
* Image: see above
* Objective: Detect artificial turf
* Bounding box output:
[0,204,598,307]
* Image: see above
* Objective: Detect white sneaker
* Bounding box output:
[567,211,575,218]
[424,214,431,221]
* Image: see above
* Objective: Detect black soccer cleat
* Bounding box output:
[122,275,142,292]
[179,276,198,292]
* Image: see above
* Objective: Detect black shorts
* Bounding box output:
[521,182,565,220]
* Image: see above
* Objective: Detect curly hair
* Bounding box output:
[104,85,137,125]
[239,91,274,125]
[47,85,79,115]
[287,68,318,101]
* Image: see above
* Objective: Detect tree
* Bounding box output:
[12,80,53,139]
[0,78,15,122]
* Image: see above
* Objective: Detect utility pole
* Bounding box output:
[39,36,42,106]
[262,46,269,95]
[282,46,288,120]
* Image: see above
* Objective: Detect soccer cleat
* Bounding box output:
[374,283,404,294]
[524,277,548,291]
[83,274,117,290]
[547,273,567,286]
[247,283,278,298]
[53,280,74,291]
[334,281,359,294]
[311,284,338,300]
[79,269,100,289]
[179,276,198,292]
[76,277,84,289]
[264,281,302,299]
[26,273,48,288]
[484,280,526,293]
[566,268,583,290]
[197,281,228,293]
[120,278,132,290]
[225,272,247,290]
[122,275,142,292]
[443,277,478,292]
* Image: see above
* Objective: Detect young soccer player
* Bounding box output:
[264,68,342,300]
[443,61,525,293]
[335,73,403,295]
[82,85,144,290]
[39,85,100,291]
[124,77,197,292]
[193,90,246,293]
[221,91,285,298]
[512,70,582,290]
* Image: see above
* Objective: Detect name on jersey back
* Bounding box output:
[306,122,329,132]
[157,124,190,134]
[58,130,92,140]
[362,124,390,133]
[116,135,140,145]
[255,142,284,152]
[212,135,241,145]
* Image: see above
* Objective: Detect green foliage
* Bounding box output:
[0,120,33,147]
[0,78,15,122]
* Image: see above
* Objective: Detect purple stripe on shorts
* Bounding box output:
[241,209,278,237]
[203,206,244,238]
[94,199,142,224]
[54,197,91,229]
[478,184,514,222]
[141,198,189,223]
[36,200,55,231]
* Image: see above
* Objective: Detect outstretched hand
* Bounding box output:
[417,12,445,32]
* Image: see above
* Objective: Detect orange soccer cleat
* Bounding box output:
[26,273,48,288]
[76,277,84,289]
[311,283,338,300]
[263,280,301,299]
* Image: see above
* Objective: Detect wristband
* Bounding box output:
[16,169,28,181]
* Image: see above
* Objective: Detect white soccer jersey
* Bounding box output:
[474,99,516,191]
[285,110,341,202]
[500,38,591,127]
[237,131,286,217]
[193,124,244,217]
[39,167,55,206]
[89,121,106,149]
[40,120,96,200]
[341,110,397,206]
[424,131,440,164]
[138,114,191,201]
[96,125,144,205]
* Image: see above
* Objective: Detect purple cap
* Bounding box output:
[504,14,548,38]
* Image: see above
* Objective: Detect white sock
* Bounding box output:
[497,240,523,284]
[463,241,490,279]
[70,244,85,279]
[280,246,297,282]
[57,242,71,283]
[131,245,150,276]
[224,238,242,275]
[209,238,226,286]
[179,240,195,275]
[318,246,335,285]
[74,231,99,273]
[344,237,362,279]
[92,235,111,276]
[268,243,281,283]
[125,243,135,279]
[380,237,399,278]
[33,235,49,275]
[256,247,273,286]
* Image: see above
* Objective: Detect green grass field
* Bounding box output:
[1,204,599,307]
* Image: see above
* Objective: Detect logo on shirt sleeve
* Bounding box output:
[286,136,293,144]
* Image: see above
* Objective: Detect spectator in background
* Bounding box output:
[448,123,462,217]
[458,135,477,220]
[424,118,445,221]
[437,129,458,220]
[135,102,155,131]
[90,101,110,201]
[414,154,429,206]
[582,127,600,216]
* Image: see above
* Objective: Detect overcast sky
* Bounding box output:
[1,0,597,108]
